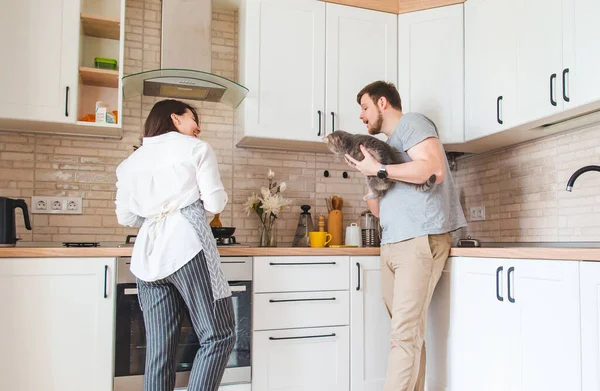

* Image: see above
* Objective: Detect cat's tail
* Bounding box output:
[414,174,436,192]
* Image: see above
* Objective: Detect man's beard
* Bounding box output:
[367,110,384,135]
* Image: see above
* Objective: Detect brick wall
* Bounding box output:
[453,123,600,242]
[0,1,368,246]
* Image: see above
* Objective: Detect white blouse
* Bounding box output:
[115,132,227,282]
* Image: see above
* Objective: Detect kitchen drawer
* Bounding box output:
[252,326,350,391]
[253,290,350,331]
[254,256,350,293]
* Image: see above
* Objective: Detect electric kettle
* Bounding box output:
[0,197,32,247]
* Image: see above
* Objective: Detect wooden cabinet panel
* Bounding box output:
[322,0,398,13]
[321,0,464,13]
[398,0,464,13]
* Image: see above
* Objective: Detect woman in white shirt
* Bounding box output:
[115,99,235,391]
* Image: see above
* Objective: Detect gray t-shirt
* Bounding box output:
[379,113,467,245]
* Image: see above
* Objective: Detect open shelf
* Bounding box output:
[80,13,120,40]
[79,67,119,88]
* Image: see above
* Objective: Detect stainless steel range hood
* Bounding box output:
[122,0,248,108]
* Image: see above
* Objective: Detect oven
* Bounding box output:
[113,256,252,391]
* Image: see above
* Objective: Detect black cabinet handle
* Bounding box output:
[103,265,108,298]
[65,86,70,117]
[331,111,335,133]
[507,266,515,303]
[496,266,504,301]
[269,262,336,266]
[562,68,570,102]
[550,73,557,106]
[269,333,336,341]
[496,96,503,125]
[269,297,336,303]
[317,110,322,136]
[356,262,361,291]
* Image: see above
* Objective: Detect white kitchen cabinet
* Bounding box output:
[449,256,581,391]
[0,0,80,124]
[464,0,518,141]
[424,261,452,391]
[237,0,397,150]
[253,290,350,331]
[326,4,397,136]
[0,257,117,391]
[580,261,600,391]
[253,326,350,391]
[397,4,464,144]
[253,255,349,293]
[76,0,125,132]
[562,0,600,109]
[515,0,565,124]
[510,258,581,391]
[0,0,125,138]
[449,257,512,391]
[350,256,389,391]
[238,0,326,144]
[349,256,456,391]
[253,256,350,391]
[463,0,600,150]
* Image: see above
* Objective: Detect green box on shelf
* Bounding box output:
[94,57,118,70]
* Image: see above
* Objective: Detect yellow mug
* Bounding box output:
[309,231,332,248]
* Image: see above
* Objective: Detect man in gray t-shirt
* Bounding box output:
[345,81,466,391]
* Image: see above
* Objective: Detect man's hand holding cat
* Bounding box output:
[345,145,380,176]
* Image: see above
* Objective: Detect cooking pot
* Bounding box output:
[211,226,236,238]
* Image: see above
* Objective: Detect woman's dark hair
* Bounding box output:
[143,99,199,137]
[356,81,402,111]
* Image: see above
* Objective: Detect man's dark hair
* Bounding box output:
[143,99,199,137]
[356,81,402,111]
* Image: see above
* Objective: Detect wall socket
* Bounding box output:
[469,206,486,221]
[31,196,83,214]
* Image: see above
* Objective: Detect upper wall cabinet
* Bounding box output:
[0,0,125,138]
[77,0,125,134]
[326,3,398,137]
[236,0,397,152]
[463,0,600,149]
[237,0,326,149]
[464,0,518,141]
[563,0,600,110]
[0,0,81,124]
[515,0,565,124]
[516,0,600,122]
[397,3,464,144]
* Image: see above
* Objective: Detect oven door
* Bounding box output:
[222,280,252,384]
[114,278,252,391]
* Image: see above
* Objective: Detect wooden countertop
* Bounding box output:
[450,247,600,261]
[0,246,381,258]
[2,246,600,261]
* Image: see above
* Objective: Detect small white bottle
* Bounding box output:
[95,101,108,123]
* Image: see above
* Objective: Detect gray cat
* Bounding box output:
[324,130,436,199]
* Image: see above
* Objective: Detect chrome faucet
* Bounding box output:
[566,165,600,191]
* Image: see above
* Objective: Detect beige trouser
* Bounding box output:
[380,233,451,391]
